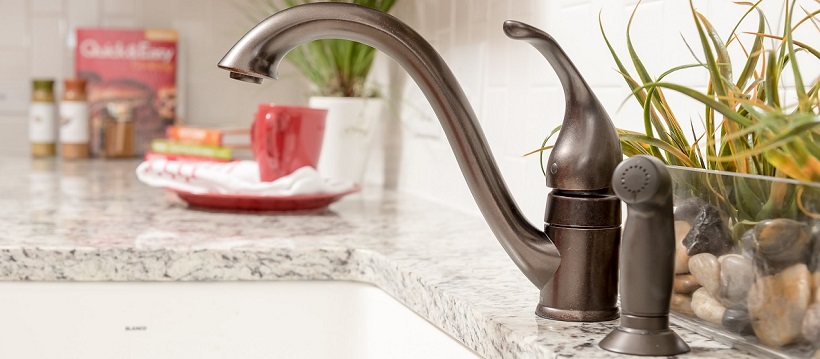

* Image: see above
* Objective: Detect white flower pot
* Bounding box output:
[309,96,383,184]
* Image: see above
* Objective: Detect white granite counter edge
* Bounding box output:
[0,246,747,359]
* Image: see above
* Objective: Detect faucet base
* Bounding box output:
[536,224,621,322]
[535,306,619,322]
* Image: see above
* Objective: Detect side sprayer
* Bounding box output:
[599,155,690,356]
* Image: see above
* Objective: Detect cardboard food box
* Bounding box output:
[75,28,178,157]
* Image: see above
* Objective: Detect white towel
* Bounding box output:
[136,159,355,196]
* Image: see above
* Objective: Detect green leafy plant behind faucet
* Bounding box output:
[232,0,398,97]
[529,0,819,224]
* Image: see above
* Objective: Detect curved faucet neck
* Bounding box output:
[218,3,560,288]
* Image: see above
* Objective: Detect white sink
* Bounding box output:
[0,281,482,359]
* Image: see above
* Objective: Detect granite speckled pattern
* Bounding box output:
[0,158,754,358]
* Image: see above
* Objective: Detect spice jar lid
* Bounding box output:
[63,78,87,92]
[32,79,54,93]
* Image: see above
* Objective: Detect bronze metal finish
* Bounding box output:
[218,3,624,323]
[504,21,623,321]
[600,155,689,355]
[502,21,622,192]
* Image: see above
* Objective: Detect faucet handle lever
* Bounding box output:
[504,21,621,192]
[503,21,589,103]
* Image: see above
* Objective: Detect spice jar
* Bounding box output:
[59,78,90,159]
[29,79,57,157]
[103,102,135,158]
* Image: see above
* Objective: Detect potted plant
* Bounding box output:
[234,0,398,184]
[532,1,819,357]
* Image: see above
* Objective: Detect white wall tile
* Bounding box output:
[0,49,29,82]
[470,0,488,23]
[63,48,75,78]
[140,0,174,27]
[433,0,453,32]
[0,115,29,156]
[102,0,135,16]
[66,0,101,29]
[101,16,136,27]
[453,0,470,45]
[32,0,64,14]
[0,0,28,47]
[30,17,65,78]
[0,81,29,114]
[66,0,101,49]
[509,0,537,24]
[173,0,211,22]
[0,0,26,16]
[553,3,623,87]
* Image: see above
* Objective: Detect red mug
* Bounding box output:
[251,104,327,182]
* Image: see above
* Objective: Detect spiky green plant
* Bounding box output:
[233,0,398,97]
[531,0,819,226]
[611,0,819,179]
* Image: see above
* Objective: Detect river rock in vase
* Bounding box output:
[747,263,811,347]
[674,197,733,257]
[748,219,811,275]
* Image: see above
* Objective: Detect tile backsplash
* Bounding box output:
[386,0,818,225]
[0,0,816,225]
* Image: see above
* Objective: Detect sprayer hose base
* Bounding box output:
[599,325,690,356]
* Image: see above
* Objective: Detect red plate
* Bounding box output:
[171,186,360,212]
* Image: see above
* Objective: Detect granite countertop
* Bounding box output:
[0,158,753,358]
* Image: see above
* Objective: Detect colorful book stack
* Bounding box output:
[147,126,251,162]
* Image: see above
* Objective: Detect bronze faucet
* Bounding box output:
[218,3,622,323]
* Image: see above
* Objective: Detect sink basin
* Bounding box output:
[0,281,482,359]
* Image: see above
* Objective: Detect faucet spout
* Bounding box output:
[218,3,560,288]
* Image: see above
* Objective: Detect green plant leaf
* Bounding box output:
[599,11,663,157]
[641,82,756,126]
[626,3,689,149]
[696,12,734,91]
[710,120,820,171]
[535,125,562,176]
[735,6,766,91]
[691,2,730,103]
[619,133,698,166]
[784,0,809,110]
[727,0,764,42]
[764,50,781,108]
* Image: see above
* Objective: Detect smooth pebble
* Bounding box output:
[747,263,811,347]
[692,287,726,325]
[690,253,720,297]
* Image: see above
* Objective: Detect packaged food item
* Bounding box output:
[59,78,90,159]
[75,28,178,157]
[29,79,57,157]
[100,102,135,158]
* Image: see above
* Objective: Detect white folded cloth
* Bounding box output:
[136,159,355,196]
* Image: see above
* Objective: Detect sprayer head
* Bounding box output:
[612,155,670,206]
